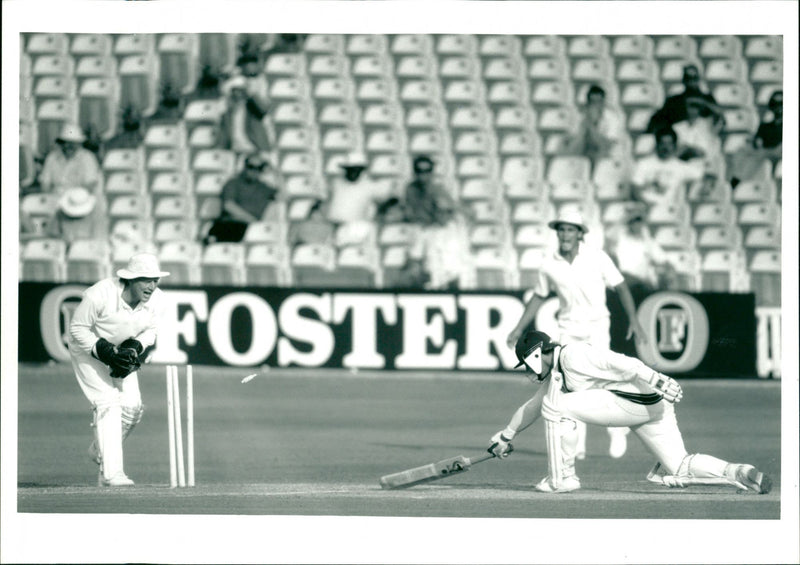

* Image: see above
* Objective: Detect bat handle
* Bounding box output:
[467,452,496,466]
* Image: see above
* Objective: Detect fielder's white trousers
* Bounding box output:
[559,389,688,474]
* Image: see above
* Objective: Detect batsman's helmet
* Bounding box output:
[514,330,558,375]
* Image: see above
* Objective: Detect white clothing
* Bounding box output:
[673,117,722,163]
[327,176,394,224]
[230,104,257,154]
[409,218,474,289]
[551,343,688,472]
[69,277,167,407]
[612,228,668,287]
[534,242,624,328]
[631,154,704,207]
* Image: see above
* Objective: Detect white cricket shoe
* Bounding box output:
[101,472,135,487]
[88,441,101,466]
[535,475,581,493]
[734,464,772,494]
[608,432,627,459]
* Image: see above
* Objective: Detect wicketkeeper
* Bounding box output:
[488,329,772,494]
[68,253,169,486]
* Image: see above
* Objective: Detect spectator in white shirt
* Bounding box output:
[566,84,628,164]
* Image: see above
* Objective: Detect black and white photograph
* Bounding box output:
[2,1,798,563]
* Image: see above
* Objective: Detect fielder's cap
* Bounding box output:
[340,151,368,169]
[57,123,86,144]
[625,202,648,224]
[58,187,96,218]
[413,155,434,174]
[514,330,558,374]
[548,209,588,233]
[117,253,170,279]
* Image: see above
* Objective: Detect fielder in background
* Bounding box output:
[68,253,170,486]
[489,330,771,494]
[505,209,645,459]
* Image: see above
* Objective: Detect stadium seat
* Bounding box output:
[336,245,379,287]
[663,250,701,291]
[470,224,508,249]
[395,55,436,80]
[198,33,237,74]
[74,55,118,83]
[118,55,158,115]
[512,200,553,225]
[712,83,755,108]
[473,247,517,290]
[312,78,352,102]
[698,36,743,60]
[443,80,483,106]
[318,103,358,129]
[110,219,155,245]
[192,149,236,176]
[744,225,780,252]
[158,240,202,286]
[456,155,496,180]
[391,34,433,56]
[20,193,59,235]
[528,58,570,81]
[523,36,566,58]
[701,249,746,292]
[273,101,314,131]
[292,242,337,286]
[362,103,403,129]
[611,36,655,60]
[502,155,544,184]
[31,54,75,78]
[34,75,77,102]
[65,238,112,283]
[356,78,396,104]
[20,238,67,282]
[111,240,159,273]
[449,105,491,130]
[352,55,391,78]
[499,132,540,157]
[550,180,593,204]
[480,35,521,58]
[183,98,226,125]
[696,225,743,253]
[278,126,316,151]
[592,158,632,202]
[537,107,578,133]
[514,223,552,249]
[399,80,441,105]
[347,34,388,56]
[626,108,653,135]
[105,171,146,196]
[616,59,659,83]
[109,194,152,221]
[271,78,313,101]
[36,98,78,156]
[546,155,591,183]
[436,35,478,57]
[144,123,187,151]
[732,179,777,205]
[748,250,781,307]
[705,59,748,85]
[653,225,697,252]
[654,36,697,60]
[744,36,783,61]
[568,36,610,59]
[196,195,222,222]
[737,202,781,227]
[201,242,247,286]
[309,54,349,78]
[146,149,187,178]
[460,178,496,201]
[647,202,690,228]
[487,81,527,106]
[245,243,289,286]
[187,125,219,149]
[749,60,783,84]
[571,58,614,85]
[365,129,406,154]
[114,34,155,58]
[154,219,199,244]
[78,78,118,137]
[531,80,575,108]
[153,194,195,220]
[494,106,536,131]
[439,56,480,80]
[620,82,663,109]
[483,58,523,81]
[157,34,198,94]
[304,34,345,55]
[265,53,307,78]
[409,130,448,155]
[193,171,226,196]
[692,202,737,228]
[370,154,409,178]
[27,33,69,55]
[518,247,546,288]
[454,131,495,155]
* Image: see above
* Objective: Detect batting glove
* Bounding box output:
[646,372,683,404]
[488,431,515,459]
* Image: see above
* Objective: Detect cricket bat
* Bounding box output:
[379,452,496,489]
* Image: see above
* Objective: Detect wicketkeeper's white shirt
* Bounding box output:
[69,277,167,357]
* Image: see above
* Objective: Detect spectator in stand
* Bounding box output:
[148,83,184,125]
[192,64,224,100]
[647,64,724,134]
[103,107,145,154]
[219,74,272,157]
[47,186,107,244]
[204,153,280,244]
[630,127,713,209]
[288,198,336,249]
[605,203,675,300]
[565,85,627,164]
[403,156,474,290]
[727,89,783,188]
[673,95,724,167]
[39,123,101,196]
[326,152,395,247]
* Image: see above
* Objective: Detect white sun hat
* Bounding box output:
[116,253,170,279]
[547,209,589,233]
[58,187,96,218]
[57,123,86,144]
[340,151,368,168]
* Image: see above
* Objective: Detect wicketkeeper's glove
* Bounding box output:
[488,431,515,459]
[646,372,683,404]
[93,338,141,379]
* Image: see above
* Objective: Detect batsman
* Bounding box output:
[489,329,772,494]
[68,253,169,486]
